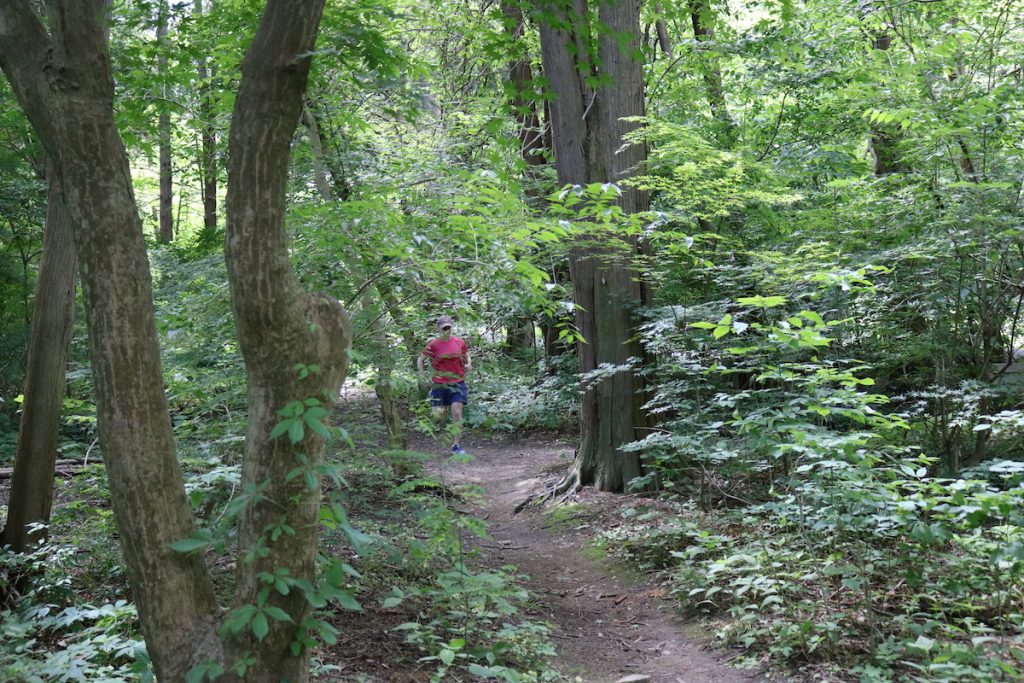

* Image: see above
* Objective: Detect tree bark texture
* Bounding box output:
[536,0,652,492]
[654,2,672,58]
[0,2,221,678]
[1,167,76,553]
[224,1,350,680]
[157,0,174,243]
[302,101,338,201]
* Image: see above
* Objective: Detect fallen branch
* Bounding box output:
[0,458,97,480]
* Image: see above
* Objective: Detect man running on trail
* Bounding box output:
[417,314,472,455]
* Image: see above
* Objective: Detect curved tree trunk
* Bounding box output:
[1,166,76,554]
[0,3,221,678]
[224,2,350,680]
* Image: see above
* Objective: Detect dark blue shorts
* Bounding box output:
[430,381,468,407]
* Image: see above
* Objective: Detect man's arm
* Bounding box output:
[462,343,472,373]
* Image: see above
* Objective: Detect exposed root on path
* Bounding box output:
[513,459,582,514]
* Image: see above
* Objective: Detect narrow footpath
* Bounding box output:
[427,434,769,683]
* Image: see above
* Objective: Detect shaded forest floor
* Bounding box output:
[0,390,773,682]
[326,383,773,682]
[418,432,770,683]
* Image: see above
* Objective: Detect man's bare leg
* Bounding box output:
[450,402,464,448]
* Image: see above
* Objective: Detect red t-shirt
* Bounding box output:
[423,336,468,384]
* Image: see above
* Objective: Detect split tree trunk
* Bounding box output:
[1,166,77,553]
[536,0,652,492]
[1,2,346,679]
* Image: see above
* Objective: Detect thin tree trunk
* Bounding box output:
[362,297,405,449]
[302,101,337,201]
[654,2,672,58]
[157,0,174,243]
[502,1,547,171]
[225,2,350,680]
[196,0,218,236]
[689,0,734,147]
[864,27,909,174]
[1,165,76,553]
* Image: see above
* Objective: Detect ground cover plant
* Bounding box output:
[2,0,1024,680]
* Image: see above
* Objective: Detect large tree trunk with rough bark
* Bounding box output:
[0,3,222,678]
[1,166,76,554]
[536,0,652,492]
[225,2,350,680]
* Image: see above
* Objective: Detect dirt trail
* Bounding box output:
[426,434,768,683]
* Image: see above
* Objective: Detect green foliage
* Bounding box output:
[0,544,151,682]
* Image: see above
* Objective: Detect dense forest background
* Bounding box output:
[1,0,1023,680]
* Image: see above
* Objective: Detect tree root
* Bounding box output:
[514,462,582,514]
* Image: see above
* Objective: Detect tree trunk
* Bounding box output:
[363,301,405,449]
[157,0,174,243]
[196,0,218,238]
[302,100,338,201]
[1,165,76,553]
[537,0,652,492]
[505,316,536,352]
[224,2,350,680]
[865,31,909,175]
[654,2,672,58]
[688,0,734,147]
[502,1,547,172]
[0,4,222,678]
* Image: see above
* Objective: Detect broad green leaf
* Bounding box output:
[737,295,787,308]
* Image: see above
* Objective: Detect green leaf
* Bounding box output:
[439,648,455,666]
[333,590,362,612]
[263,606,292,622]
[737,295,787,308]
[909,635,935,652]
[169,535,209,554]
[270,419,293,440]
[288,419,305,444]
[251,612,269,640]
[689,321,716,329]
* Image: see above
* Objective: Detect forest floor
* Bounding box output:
[0,390,775,682]
[410,430,772,683]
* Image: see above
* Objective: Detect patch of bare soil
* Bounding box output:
[425,433,772,683]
